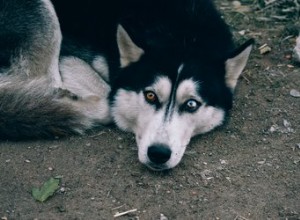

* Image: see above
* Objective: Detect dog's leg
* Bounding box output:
[59,56,112,124]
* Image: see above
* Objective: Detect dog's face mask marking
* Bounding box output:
[112,75,225,170]
[112,25,253,170]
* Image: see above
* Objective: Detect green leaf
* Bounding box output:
[32,177,60,202]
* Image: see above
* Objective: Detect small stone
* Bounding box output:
[257,159,266,165]
[232,1,241,8]
[238,30,246,35]
[49,145,59,150]
[269,125,278,133]
[191,191,197,195]
[283,119,291,128]
[160,213,168,220]
[25,159,31,163]
[285,54,292,59]
[57,206,66,213]
[290,89,300,98]
[220,159,227,164]
[5,159,11,163]
[259,44,271,54]
[48,167,54,171]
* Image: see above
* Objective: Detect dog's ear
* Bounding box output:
[225,39,254,91]
[117,25,145,68]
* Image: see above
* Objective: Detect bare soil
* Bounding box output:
[0,1,299,219]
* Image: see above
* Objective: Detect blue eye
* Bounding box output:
[184,99,201,113]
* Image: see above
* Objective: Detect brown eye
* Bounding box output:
[144,91,157,103]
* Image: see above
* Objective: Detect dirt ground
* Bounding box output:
[0,1,300,219]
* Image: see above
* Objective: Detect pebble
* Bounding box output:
[259,44,271,54]
[290,89,300,98]
[283,119,291,128]
[238,30,246,35]
[269,125,277,133]
[257,159,266,165]
[232,1,241,8]
[220,159,227,165]
[160,213,168,220]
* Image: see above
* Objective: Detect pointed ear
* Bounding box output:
[225,39,254,91]
[117,25,144,68]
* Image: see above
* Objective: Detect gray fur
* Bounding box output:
[0,76,95,139]
[0,0,109,140]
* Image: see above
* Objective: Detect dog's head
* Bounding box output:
[111,25,253,170]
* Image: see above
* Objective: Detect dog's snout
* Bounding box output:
[147,144,171,164]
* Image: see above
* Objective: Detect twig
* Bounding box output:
[234,215,250,220]
[114,209,137,218]
[111,204,125,210]
[281,35,294,43]
[242,74,251,84]
[90,131,106,138]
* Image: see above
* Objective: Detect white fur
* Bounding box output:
[225,44,252,91]
[117,25,144,67]
[145,76,172,103]
[92,56,110,82]
[112,77,225,170]
[41,0,63,88]
[176,79,202,103]
[60,56,112,124]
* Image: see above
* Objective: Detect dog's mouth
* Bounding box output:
[137,143,186,171]
[145,162,170,171]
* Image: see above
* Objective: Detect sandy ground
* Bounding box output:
[0,1,300,219]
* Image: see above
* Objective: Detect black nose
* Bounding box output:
[147,144,171,164]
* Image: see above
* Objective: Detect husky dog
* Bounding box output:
[0,0,253,170]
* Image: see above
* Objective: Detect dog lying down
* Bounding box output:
[0,0,253,170]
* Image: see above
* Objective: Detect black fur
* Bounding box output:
[108,0,236,112]
[0,0,249,140]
